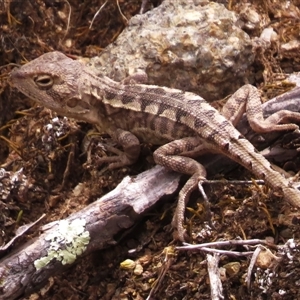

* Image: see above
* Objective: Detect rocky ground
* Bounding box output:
[1,0,300,299]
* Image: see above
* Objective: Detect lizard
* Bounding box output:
[9,51,300,241]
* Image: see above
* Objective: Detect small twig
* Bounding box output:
[245,245,263,290]
[62,0,71,40]
[0,135,21,156]
[146,246,175,300]
[116,0,128,23]
[89,0,109,29]
[207,253,224,300]
[198,180,214,227]
[59,142,75,191]
[176,239,277,251]
[0,214,46,252]
[197,247,253,257]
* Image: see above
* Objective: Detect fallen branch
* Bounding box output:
[0,166,180,299]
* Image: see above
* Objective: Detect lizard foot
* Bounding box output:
[172,175,207,242]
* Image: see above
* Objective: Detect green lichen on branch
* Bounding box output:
[34,219,90,270]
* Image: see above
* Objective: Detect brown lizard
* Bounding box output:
[9,51,300,241]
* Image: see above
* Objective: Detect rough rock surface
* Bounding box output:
[89,0,254,101]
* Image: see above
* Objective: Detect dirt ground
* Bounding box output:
[1,0,300,299]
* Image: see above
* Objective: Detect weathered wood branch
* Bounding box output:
[0,166,180,299]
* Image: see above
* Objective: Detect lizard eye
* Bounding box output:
[34,75,53,89]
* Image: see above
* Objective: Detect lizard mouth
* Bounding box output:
[9,68,32,93]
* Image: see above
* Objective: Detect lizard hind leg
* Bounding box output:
[221,84,300,132]
[153,137,209,242]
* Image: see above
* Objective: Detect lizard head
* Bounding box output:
[10,51,100,124]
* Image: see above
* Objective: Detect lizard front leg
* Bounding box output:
[96,128,141,169]
[154,137,214,242]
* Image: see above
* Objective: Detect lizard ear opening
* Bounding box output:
[34,74,53,89]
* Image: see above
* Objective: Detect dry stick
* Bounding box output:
[245,245,263,290]
[89,0,109,29]
[207,253,224,300]
[1,87,300,299]
[0,166,180,300]
[176,239,277,251]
